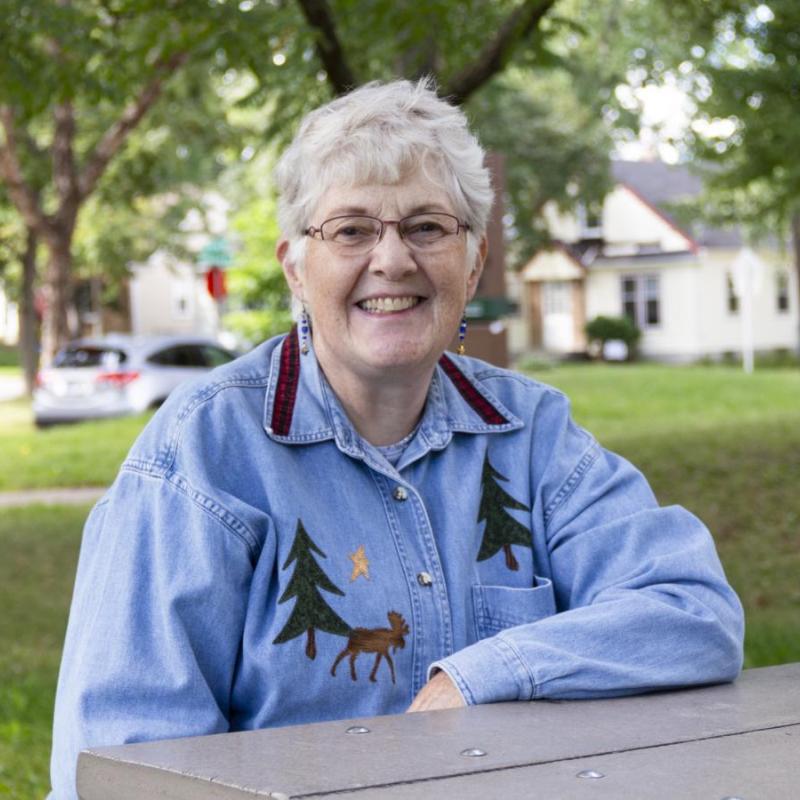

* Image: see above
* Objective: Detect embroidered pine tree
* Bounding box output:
[476,454,532,571]
[273,519,351,660]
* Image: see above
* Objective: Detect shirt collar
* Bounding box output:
[263,329,523,454]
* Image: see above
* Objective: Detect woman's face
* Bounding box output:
[279,169,486,385]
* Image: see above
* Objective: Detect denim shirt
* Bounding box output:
[50,331,744,798]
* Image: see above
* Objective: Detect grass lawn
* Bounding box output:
[1,363,799,796]
[0,400,151,491]
[0,346,20,368]
[0,505,87,799]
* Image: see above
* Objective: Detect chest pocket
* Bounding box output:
[472,578,556,639]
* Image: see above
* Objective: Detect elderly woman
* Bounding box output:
[50,79,743,798]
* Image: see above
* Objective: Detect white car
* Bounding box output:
[33,334,238,427]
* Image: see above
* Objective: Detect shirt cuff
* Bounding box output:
[428,634,537,705]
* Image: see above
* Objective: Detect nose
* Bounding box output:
[368,223,418,278]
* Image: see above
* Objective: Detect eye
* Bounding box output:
[402,214,453,242]
[327,217,377,243]
[411,221,445,234]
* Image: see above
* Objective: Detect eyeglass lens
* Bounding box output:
[320,213,461,252]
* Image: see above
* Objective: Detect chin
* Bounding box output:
[360,340,439,373]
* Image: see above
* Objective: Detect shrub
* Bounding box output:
[585,316,641,360]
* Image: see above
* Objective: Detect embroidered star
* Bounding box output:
[349,545,370,582]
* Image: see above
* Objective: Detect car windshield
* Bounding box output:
[54,347,127,369]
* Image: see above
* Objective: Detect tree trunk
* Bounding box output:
[18,228,39,395]
[40,232,75,366]
[791,210,800,359]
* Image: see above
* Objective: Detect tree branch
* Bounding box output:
[443,0,558,105]
[295,0,357,95]
[78,50,189,201]
[0,106,52,238]
[53,101,80,215]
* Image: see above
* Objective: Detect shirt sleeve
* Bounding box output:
[49,466,258,800]
[431,394,745,705]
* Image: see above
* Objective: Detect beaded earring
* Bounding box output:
[299,307,310,355]
[457,315,467,356]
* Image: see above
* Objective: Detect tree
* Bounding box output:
[476,454,532,572]
[0,188,39,392]
[218,0,642,269]
[294,0,559,102]
[683,1,800,351]
[0,0,278,363]
[221,153,293,345]
[273,519,351,660]
[1,0,700,360]
[466,69,615,262]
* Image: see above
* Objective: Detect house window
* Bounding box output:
[777,270,790,313]
[621,274,660,328]
[726,273,739,314]
[542,281,572,315]
[578,201,603,236]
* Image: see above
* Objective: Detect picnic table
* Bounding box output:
[77,663,799,799]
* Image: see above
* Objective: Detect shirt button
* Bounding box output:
[417,571,433,587]
[392,486,408,501]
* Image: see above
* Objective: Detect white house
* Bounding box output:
[521,160,798,361]
[129,250,221,338]
[128,195,231,339]
[0,283,19,346]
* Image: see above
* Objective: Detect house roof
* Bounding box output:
[611,160,743,248]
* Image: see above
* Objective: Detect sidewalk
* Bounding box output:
[0,486,106,508]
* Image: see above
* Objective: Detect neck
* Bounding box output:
[318,357,435,447]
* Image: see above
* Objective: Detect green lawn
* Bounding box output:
[528,362,800,438]
[0,400,151,491]
[0,505,87,799]
[0,346,20,368]
[1,364,799,797]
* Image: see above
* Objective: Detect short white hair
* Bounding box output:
[274,77,493,268]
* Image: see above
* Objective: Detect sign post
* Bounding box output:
[198,238,233,326]
[731,247,764,374]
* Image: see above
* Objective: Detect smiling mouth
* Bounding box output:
[357,296,422,314]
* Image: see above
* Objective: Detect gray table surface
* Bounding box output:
[78,663,800,799]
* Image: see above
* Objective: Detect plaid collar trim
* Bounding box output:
[264,333,521,444]
[269,325,301,436]
[438,353,509,426]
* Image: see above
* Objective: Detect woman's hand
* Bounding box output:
[407,670,465,712]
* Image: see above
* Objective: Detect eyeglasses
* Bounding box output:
[304,213,470,255]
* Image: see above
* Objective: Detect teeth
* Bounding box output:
[359,296,420,313]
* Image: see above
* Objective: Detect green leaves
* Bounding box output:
[224,188,293,345]
[690,1,800,218]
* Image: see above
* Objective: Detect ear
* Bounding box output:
[466,235,488,301]
[277,238,305,302]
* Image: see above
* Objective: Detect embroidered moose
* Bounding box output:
[330,611,409,684]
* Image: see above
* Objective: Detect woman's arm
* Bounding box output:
[49,466,257,799]
[429,397,744,705]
